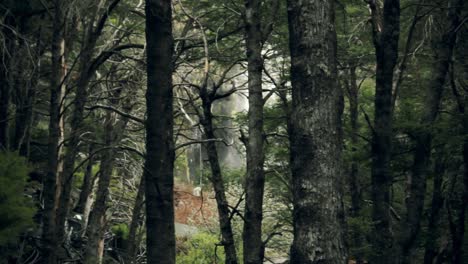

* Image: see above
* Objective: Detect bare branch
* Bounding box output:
[175,138,233,150]
[86,104,144,124]
[89,43,145,75]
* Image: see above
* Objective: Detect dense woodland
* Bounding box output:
[0,0,467,263]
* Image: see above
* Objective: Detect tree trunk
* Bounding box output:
[399,1,462,262]
[367,0,400,262]
[75,144,96,215]
[13,82,36,157]
[55,0,118,243]
[346,64,364,264]
[42,0,67,262]
[200,96,238,264]
[126,177,145,264]
[84,81,132,263]
[11,37,38,157]
[456,118,468,264]
[447,167,466,264]
[423,151,446,264]
[83,113,116,263]
[243,0,265,263]
[75,144,98,235]
[347,65,361,218]
[144,0,176,263]
[0,14,15,150]
[287,0,347,262]
[12,16,45,157]
[449,12,468,263]
[54,34,97,249]
[83,150,114,263]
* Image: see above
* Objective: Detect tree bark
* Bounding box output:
[53,59,90,255]
[347,65,361,217]
[83,124,115,263]
[423,151,446,264]
[456,18,468,264]
[125,177,145,264]
[243,0,265,263]
[456,116,468,264]
[367,0,400,262]
[11,28,41,157]
[199,94,238,264]
[42,0,67,262]
[13,79,36,157]
[448,14,468,264]
[75,145,98,236]
[0,13,16,150]
[84,77,132,263]
[75,144,96,215]
[144,0,176,263]
[345,64,364,264]
[57,35,98,250]
[287,0,347,262]
[447,168,466,264]
[457,79,468,263]
[84,114,116,263]
[399,1,462,262]
[55,1,109,244]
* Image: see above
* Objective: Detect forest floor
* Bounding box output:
[174,184,217,227]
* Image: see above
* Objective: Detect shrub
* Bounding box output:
[111,223,129,240]
[0,152,35,247]
[177,232,225,264]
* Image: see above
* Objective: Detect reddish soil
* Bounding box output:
[174,185,217,226]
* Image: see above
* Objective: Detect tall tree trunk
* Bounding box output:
[126,177,145,264]
[11,23,34,156]
[456,17,468,264]
[54,32,97,249]
[367,0,400,262]
[55,0,120,243]
[399,1,462,262]
[75,144,98,235]
[12,18,45,157]
[423,150,446,264]
[75,144,96,215]
[347,65,361,218]
[13,82,36,157]
[199,96,238,264]
[0,14,15,150]
[42,0,67,262]
[287,0,347,262]
[83,140,114,263]
[346,64,364,264]
[144,0,176,263]
[84,82,131,263]
[446,167,466,264]
[448,16,468,264]
[456,115,468,264]
[243,0,265,263]
[84,114,115,263]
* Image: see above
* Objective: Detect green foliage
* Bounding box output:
[111,223,129,240]
[74,164,99,189]
[0,152,35,246]
[221,168,245,187]
[176,233,225,264]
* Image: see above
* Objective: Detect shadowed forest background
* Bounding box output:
[0,0,467,263]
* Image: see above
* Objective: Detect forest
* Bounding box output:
[0,0,467,263]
